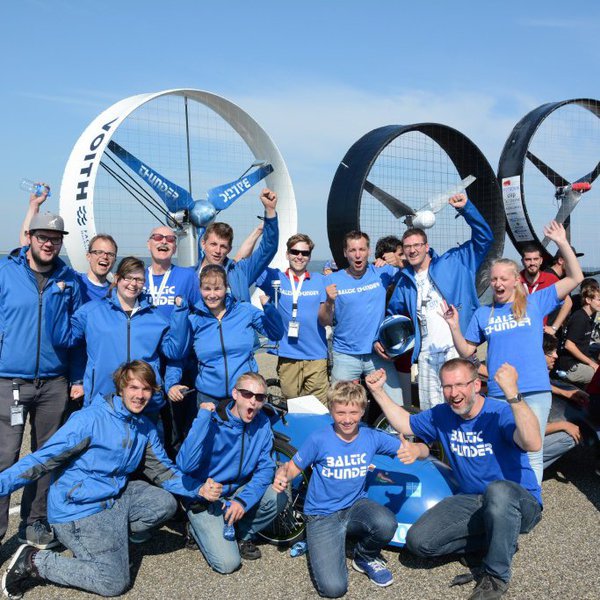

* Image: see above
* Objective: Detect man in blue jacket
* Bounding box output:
[177,372,287,573]
[0,212,83,551]
[1,361,203,599]
[198,188,279,303]
[387,194,493,409]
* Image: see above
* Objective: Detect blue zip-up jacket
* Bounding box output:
[197,215,278,302]
[51,293,189,412]
[0,393,201,524]
[165,294,284,399]
[0,247,82,379]
[387,200,493,361]
[177,401,275,510]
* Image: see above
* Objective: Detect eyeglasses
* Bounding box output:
[236,388,267,403]
[33,233,63,246]
[441,379,476,393]
[121,275,145,285]
[149,233,177,243]
[288,248,311,257]
[89,249,117,259]
[402,242,426,252]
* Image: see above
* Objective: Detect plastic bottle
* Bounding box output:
[222,501,236,541]
[289,540,308,557]
[20,179,51,197]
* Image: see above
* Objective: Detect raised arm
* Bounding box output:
[364,369,414,435]
[233,221,264,262]
[442,304,479,357]
[20,185,49,246]
[494,363,541,452]
[543,221,584,299]
[452,194,494,267]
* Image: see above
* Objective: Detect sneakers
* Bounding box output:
[17,520,58,550]
[1,544,40,599]
[238,540,262,560]
[352,556,394,587]
[129,529,153,544]
[468,573,509,600]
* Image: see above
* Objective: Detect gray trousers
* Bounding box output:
[0,376,68,540]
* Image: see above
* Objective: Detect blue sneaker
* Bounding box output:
[352,556,394,587]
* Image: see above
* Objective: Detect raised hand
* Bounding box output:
[448,193,467,210]
[542,220,567,246]
[260,188,278,216]
[365,368,387,391]
[325,283,338,303]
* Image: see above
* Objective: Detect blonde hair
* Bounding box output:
[490,258,528,321]
[327,380,368,411]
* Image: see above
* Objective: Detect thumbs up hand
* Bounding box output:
[397,433,421,465]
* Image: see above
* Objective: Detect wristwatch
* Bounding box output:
[507,393,524,404]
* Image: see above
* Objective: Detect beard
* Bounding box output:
[29,244,57,270]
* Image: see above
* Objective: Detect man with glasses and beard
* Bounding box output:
[177,372,287,574]
[366,359,542,600]
[0,212,82,551]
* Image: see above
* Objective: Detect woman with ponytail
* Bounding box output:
[443,221,583,483]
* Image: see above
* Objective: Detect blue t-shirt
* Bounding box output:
[76,272,110,303]
[465,286,560,397]
[326,264,398,355]
[143,264,201,318]
[256,268,327,360]
[293,424,401,515]
[410,399,542,505]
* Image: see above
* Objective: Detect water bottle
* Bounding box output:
[289,540,307,557]
[222,501,236,541]
[20,179,51,197]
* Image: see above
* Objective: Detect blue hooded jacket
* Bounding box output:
[387,200,493,361]
[177,400,275,511]
[0,246,82,379]
[52,293,189,412]
[197,215,278,303]
[0,393,201,524]
[166,294,284,399]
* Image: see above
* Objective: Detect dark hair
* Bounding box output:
[343,230,369,249]
[113,360,160,394]
[521,243,542,257]
[199,264,228,287]
[439,357,478,380]
[203,222,234,246]
[402,228,428,244]
[109,256,145,294]
[375,236,402,259]
[88,233,118,254]
[543,333,558,355]
[286,233,314,253]
[581,278,600,294]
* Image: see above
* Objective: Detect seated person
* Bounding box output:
[0,361,202,599]
[556,284,600,386]
[366,359,542,600]
[177,372,287,574]
[276,380,428,597]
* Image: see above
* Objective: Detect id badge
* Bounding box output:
[288,321,300,339]
[10,404,24,427]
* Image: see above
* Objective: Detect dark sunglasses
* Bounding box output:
[149,233,177,243]
[236,388,267,403]
[288,248,311,257]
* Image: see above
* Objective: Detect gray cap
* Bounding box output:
[28,212,69,235]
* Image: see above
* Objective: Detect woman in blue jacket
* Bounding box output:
[54,257,189,416]
[167,264,284,404]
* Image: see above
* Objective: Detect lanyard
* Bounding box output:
[288,272,306,320]
[148,267,171,305]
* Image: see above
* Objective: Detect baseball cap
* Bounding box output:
[554,245,584,260]
[28,213,69,235]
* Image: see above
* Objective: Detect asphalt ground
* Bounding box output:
[1,354,599,600]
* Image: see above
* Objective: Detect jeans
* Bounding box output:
[406,480,541,583]
[417,347,459,410]
[543,431,577,469]
[489,390,551,485]
[306,498,397,598]
[0,376,68,540]
[187,486,287,574]
[331,350,403,406]
[35,480,177,597]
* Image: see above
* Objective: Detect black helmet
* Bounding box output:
[378,315,415,357]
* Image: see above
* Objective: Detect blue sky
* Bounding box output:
[1,0,598,259]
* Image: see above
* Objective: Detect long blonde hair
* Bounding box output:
[490,258,528,321]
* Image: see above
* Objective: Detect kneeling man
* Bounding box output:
[177,372,287,574]
[366,359,542,600]
[1,361,203,598]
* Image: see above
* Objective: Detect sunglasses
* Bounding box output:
[149,233,177,243]
[288,248,311,257]
[236,388,268,403]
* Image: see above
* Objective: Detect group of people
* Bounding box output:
[0,182,595,600]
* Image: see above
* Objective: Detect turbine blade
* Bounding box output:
[526,151,569,188]
[364,180,415,219]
